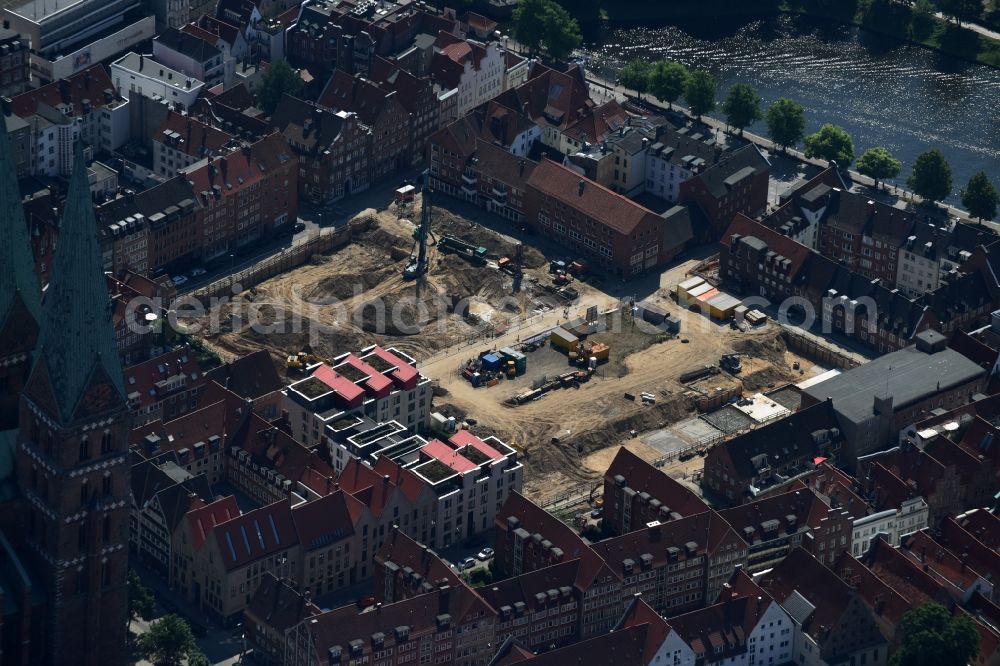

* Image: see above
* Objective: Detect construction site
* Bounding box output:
[193,185,827,505]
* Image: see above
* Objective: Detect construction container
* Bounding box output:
[549,327,579,352]
[481,353,502,370]
[589,356,597,370]
[498,347,527,374]
[569,260,586,276]
[497,256,511,270]
[664,315,681,333]
[471,372,482,387]
[588,342,610,361]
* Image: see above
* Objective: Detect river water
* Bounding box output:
[579,15,1000,204]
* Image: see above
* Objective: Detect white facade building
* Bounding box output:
[850,496,929,557]
[111,52,205,110]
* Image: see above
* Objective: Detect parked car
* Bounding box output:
[459,557,477,570]
[591,508,603,519]
[171,275,188,286]
[476,548,494,560]
[293,222,306,233]
[189,267,207,277]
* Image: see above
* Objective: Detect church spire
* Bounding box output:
[0,111,40,331]
[27,142,124,424]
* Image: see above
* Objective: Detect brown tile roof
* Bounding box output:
[936,518,1000,585]
[757,547,856,641]
[592,510,742,575]
[495,625,656,666]
[130,399,230,455]
[720,488,849,546]
[213,499,298,571]
[473,139,536,190]
[722,212,812,278]
[604,447,710,518]
[846,537,949,624]
[317,70,396,127]
[832,549,918,628]
[204,349,283,401]
[124,347,207,411]
[9,65,117,119]
[477,560,578,611]
[246,572,321,632]
[527,159,661,236]
[292,490,363,553]
[375,528,461,590]
[184,132,293,197]
[155,111,235,160]
[306,584,493,663]
[185,495,240,549]
[954,509,1000,552]
[665,594,773,662]
[899,530,985,594]
[235,413,337,493]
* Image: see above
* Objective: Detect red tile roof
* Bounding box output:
[954,509,1000,552]
[365,346,418,385]
[527,159,661,236]
[186,495,240,549]
[721,213,812,278]
[123,347,206,410]
[184,133,293,198]
[449,430,504,461]
[375,527,462,591]
[156,111,235,160]
[213,499,298,571]
[604,447,709,518]
[292,490,363,552]
[422,438,477,473]
[311,364,366,402]
[9,65,117,119]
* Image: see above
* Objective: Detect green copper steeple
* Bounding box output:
[27,142,125,423]
[0,113,40,331]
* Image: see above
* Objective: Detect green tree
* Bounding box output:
[512,0,581,63]
[856,147,902,190]
[648,60,688,109]
[188,650,212,666]
[618,58,653,98]
[722,83,762,134]
[684,70,718,120]
[258,59,303,116]
[138,615,199,666]
[910,0,937,40]
[907,149,953,204]
[940,0,983,25]
[962,171,1000,222]
[890,603,978,666]
[803,123,855,167]
[765,98,806,152]
[127,569,157,631]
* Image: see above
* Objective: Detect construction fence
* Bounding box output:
[190,216,376,301]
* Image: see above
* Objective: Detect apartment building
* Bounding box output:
[131,400,230,486]
[0,29,29,98]
[123,347,209,426]
[111,53,206,110]
[283,346,432,449]
[525,159,680,279]
[153,27,228,88]
[678,144,770,240]
[430,32,503,116]
[152,111,236,178]
[204,350,285,420]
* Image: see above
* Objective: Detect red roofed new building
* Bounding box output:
[284,346,432,449]
[525,159,674,279]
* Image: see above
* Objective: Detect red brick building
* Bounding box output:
[271,94,371,203]
[678,144,769,240]
[525,160,675,278]
[602,447,709,536]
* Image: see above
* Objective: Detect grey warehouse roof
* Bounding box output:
[802,343,985,424]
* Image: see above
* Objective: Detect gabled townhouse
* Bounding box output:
[123,347,210,426]
[702,400,843,504]
[493,492,626,639]
[171,494,241,591]
[591,511,749,616]
[131,398,231,485]
[493,64,629,155]
[758,548,889,666]
[953,509,1000,552]
[905,524,999,604]
[719,487,854,571]
[284,582,498,666]
[318,70,409,180]
[204,349,285,420]
[657,570,795,666]
[189,15,249,63]
[270,94,372,204]
[245,574,322,666]
[152,110,237,178]
[602,446,710,537]
[678,144,769,240]
[8,66,130,174]
[181,132,298,258]
[129,452,213,577]
[369,56,447,165]
[373,527,462,604]
[430,31,504,117]
[799,462,929,558]
[859,444,963,527]
[920,415,1000,510]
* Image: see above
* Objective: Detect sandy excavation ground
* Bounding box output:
[193,196,823,505]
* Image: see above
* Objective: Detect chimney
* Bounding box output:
[438,585,450,614]
[139,54,144,71]
[518,159,525,177]
[219,156,228,179]
[578,179,585,196]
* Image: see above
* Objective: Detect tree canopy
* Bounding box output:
[684,70,718,119]
[127,569,156,631]
[962,171,999,222]
[890,603,978,666]
[939,0,983,25]
[511,0,581,63]
[258,59,303,116]
[803,123,855,167]
[765,98,806,151]
[856,147,902,189]
[722,83,762,134]
[138,615,199,666]
[648,60,688,109]
[907,149,953,203]
[618,58,653,98]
